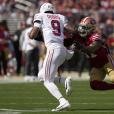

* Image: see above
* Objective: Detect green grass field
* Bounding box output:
[0,80,114,114]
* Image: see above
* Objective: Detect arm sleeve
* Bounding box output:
[83,40,103,53]
[83,34,105,53]
[33,13,42,28]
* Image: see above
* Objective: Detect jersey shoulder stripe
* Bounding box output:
[91,33,101,40]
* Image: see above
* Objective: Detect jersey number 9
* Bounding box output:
[51,20,61,36]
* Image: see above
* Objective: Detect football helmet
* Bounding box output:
[78,17,96,37]
[40,3,54,13]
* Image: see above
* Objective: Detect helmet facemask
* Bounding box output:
[78,17,96,38]
[78,24,95,37]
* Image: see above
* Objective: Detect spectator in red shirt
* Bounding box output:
[0,21,9,76]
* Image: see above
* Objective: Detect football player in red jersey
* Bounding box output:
[70,16,114,90]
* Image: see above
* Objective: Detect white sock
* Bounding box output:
[59,97,67,104]
[44,81,63,100]
[54,76,66,84]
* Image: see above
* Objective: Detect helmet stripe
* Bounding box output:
[82,17,90,23]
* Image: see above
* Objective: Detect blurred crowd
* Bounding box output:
[0,0,114,77]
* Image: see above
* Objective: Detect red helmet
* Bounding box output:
[78,17,96,37]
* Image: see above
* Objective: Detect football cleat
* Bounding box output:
[65,77,72,96]
[52,100,71,112]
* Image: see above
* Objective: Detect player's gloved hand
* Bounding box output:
[74,24,78,31]
[70,41,83,51]
[73,41,84,51]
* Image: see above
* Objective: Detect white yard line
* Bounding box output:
[0,108,114,113]
[0,96,114,99]
[0,102,114,105]
[0,108,49,112]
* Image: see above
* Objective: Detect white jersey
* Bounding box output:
[33,13,68,48]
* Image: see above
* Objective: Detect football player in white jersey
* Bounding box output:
[29,3,75,111]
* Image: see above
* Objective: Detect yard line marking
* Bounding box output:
[1,108,114,113]
[0,108,49,112]
[76,110,114,112]
[0,112,21,114]
[0,96,114,99]
[1,91,114,96]
[0,102,114,105]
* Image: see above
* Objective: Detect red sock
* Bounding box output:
[90,80,114,90]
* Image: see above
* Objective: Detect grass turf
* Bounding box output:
[0,81,114,114]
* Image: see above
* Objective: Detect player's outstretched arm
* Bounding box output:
[84,40,103,53]
[72,40,103,54]
[64,25,76,34]
[83,34,107,53]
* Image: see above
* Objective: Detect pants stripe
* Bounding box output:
[45,50,54,81]
[48,50,54,80]
[45,51,51,80]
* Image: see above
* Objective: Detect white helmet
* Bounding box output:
[40,3,54,13]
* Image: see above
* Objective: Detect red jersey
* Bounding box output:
[72,32,109,68]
